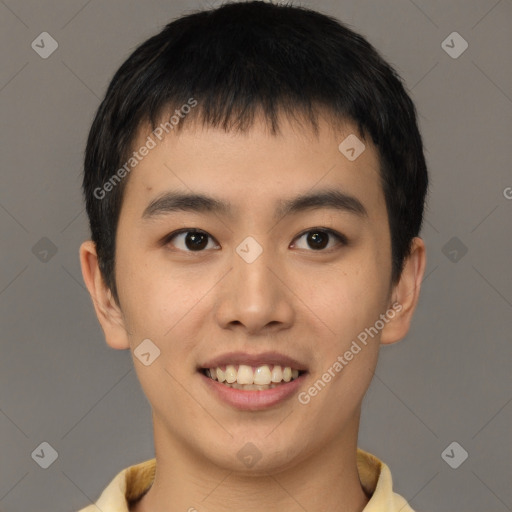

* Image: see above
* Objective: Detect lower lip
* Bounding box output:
[199,371,307,411]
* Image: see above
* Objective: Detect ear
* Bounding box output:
[380,237,427,345]
[79,240,131,350]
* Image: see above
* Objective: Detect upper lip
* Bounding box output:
[199,351,308,371]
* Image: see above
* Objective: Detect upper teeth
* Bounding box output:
[207,364,300,385]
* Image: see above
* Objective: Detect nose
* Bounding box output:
[214,238,295,335]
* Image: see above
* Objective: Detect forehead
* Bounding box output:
[120,112,385,222]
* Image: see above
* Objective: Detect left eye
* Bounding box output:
[291,228,347,251]
[163,228,347,252]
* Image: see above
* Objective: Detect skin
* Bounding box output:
[80,110,426,512]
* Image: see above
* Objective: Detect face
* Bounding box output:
[84,111,417,474]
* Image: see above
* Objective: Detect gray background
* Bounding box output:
[0,0,511,511]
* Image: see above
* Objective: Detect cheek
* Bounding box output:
[314,257,388,339]
[121,267,204,404]
[117,256,210,359]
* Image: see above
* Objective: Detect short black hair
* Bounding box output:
[83,0,428,305]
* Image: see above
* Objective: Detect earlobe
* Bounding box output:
[380,237,427,345]
[79,240,131,350]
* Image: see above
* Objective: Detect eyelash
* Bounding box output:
[161,227,348,253]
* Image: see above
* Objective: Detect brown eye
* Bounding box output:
[163,229,219,252]
[292,228,347,251]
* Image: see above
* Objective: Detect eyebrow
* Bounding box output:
[141,187,368,221]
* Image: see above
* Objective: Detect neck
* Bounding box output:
[132,413,369,512]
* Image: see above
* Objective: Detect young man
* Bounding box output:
[78,1,428,511]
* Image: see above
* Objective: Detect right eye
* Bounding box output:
[162,229,220,252]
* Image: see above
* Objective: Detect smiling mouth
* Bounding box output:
[200,364,307,391]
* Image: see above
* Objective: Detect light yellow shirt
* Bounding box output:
[77,448,414,512]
